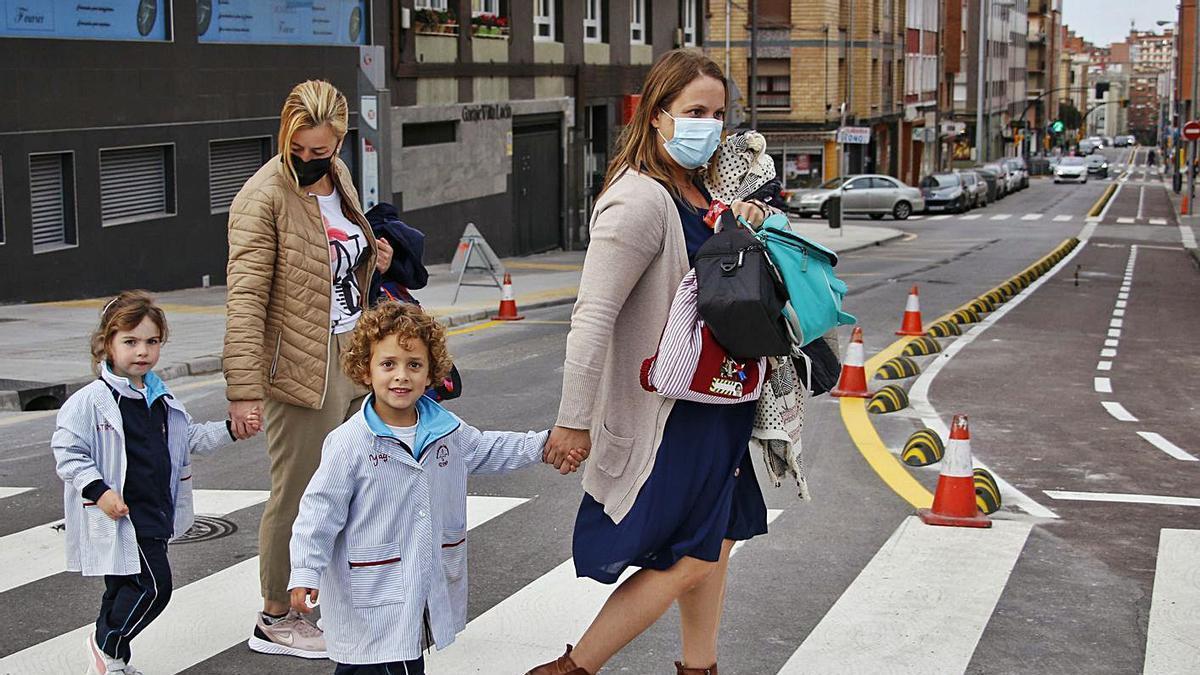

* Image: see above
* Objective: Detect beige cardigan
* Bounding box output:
[556,170,691,524]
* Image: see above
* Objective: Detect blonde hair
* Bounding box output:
[277,80,349,186]
[90,290,168,374]
[602,50,727,199]
[343,302,453,387]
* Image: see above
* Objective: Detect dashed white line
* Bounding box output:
[1181,223,1198,249]
[961,214,982,220]
[1115,300,1127,308]
[1097,361,1113,371]
[1110,319,1124,328]
[990,214,1012,221]
[929,215,952,221]
[1100,348,1118,358]
[1118,292,1129,300]
[1053,215,1074,222]
[1044,491,1200,508]
[1101,401,1138,422]
[1108,329,1122,338]
[1104,338,1120,347]
[1117,217,1136,224]
[1112,309,1125,317]
[1021,214,1043,221]
[1137,432,1200,462]
[1094,377,1113,393]
[1148,218,1168,225]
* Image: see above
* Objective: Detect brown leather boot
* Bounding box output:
[675,662,717,675]
[525,644,591,675]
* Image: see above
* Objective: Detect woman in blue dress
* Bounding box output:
[529,50,770,675]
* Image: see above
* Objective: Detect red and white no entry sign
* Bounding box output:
[1183,120,1200,141]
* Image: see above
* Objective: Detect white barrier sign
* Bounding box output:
[837,126,872,144]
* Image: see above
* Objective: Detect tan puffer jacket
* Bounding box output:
[223,155,376,409]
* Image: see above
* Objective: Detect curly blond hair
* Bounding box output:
[343,302,452,386]
[90,290,168,374]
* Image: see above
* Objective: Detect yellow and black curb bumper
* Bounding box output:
[975,468,1002,514]
[950,307,980,324]
[902,428,946,466]
[876,356,921,380]
[1088,183,1118,218]
[838,237,1082,511]
[902,336,942,357]
[926,320,962,338]
[868,384,910,414]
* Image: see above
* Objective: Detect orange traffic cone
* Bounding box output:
[492,273,525,321]
[896,285,925,336]
[1183,194,1190,215]
[831,326,871,398]
[918,414,992,528]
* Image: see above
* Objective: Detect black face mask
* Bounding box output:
[290,153,334,187]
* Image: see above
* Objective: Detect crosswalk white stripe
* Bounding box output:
[1043,490,1200,507]
[1094,377,1112,393]
[1117,217,1136,224]
[1053,215,1074,222]
[961,214,982,220]
[1138,432,1200,462]
[1101,401,1138,422]
[0,487,34,500]
[0,495,527,674]
[990,214,1012,221]
[777,516,1033,673]
[1144,529,1200,674]
[0,489,270,595]
[1149,218,1168,225]
[1021,213,1043,221]
[425,509,783,672]
[929,215,952,221]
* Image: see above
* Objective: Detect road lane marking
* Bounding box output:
[1181,224,1198,249]
[778,517,1033,674]
[1118,292,1129,299]
[929,215,952,221]
[1105,339,1120,347]
[1100,348,1118,357]
[1144,529,1200,674]
[1113,309,1125,317]
[1148,218,1168,225]
[1098,182,1124,221]
[426,509,783,671]
[1053,215,1074,222]
[1116,300,1127,308]
[990,214,1012,221]
[0,487,34,500]
[1111,319,1124,328]
[1137,186,1146,219]
[1117,217,1137,224]
[0,489,269,595]
[1021,213,1043,221]
[1094,377,1112,393]
[1101,402,1138,422]
[961,214,982,220]
[1044,491,1200,507]
[0,496,528,673]
[1108,329,1122,338]
[1097,361,1113,371]
[1138,432,1200,462]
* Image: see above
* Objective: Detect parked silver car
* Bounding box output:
[958,170,988,207]
[787,174,925,221]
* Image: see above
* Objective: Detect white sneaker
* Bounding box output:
[85,633,127,674]
[121,666,144,675]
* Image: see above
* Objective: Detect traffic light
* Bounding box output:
[1051,120,1065,133]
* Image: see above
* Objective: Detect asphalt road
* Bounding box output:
[1,155,1196,674]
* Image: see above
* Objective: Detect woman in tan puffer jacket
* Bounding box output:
[222,80,393,660]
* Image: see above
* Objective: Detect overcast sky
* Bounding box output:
[1061,0,1179,46]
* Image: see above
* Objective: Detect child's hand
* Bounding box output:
[97,489,129,520]
[230,409,262,441]
[290,587,319,614]
[544,446,587,475]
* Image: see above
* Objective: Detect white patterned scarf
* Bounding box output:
[751,356,811,500]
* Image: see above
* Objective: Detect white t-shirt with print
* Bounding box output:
[316,190,369,334]
[386,420,419,457]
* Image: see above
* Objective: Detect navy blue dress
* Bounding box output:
[573,188,770,584]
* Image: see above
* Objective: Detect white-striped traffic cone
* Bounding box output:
[830,326,871,398]
[896,285,925,336]
[492,273,525,321]
[918,414,992,528]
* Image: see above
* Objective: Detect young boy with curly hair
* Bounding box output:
[286,302,582,674]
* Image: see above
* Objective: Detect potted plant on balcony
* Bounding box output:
[438,8,458,34]
[471,12,508,38]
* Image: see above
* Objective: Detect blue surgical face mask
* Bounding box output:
[657,110,723,170]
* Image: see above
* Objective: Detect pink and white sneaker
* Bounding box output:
[85,633,127,674]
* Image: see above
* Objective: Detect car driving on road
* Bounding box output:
[1054,156,1089,183]
[1086,154,1110,178]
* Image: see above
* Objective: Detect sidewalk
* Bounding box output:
[1161,177,1199,265]
[0,220,903,409]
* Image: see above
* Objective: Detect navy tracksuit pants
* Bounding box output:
[334,657,426,674]
[95,538,172,662]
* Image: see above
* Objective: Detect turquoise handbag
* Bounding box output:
[755,214,856,346]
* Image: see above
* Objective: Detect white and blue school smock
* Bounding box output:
[51,364,232,577]
[287,395,547,665]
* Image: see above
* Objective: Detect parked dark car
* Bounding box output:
[974,164,1008,199]
[1004,157,1029,190]
[970,168,1001,203]
[958,170,988,208]
[919,173,969,214]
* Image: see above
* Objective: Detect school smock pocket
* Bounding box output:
[347,542,407,608]
[84,504,118,540]
[594,422,635,478]
[440,529,467,582]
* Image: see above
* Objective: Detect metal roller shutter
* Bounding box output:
[209,138,268,213]
[100,146,169,224]
[29,154,68,251]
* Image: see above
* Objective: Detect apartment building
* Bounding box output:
[902,0,943,184]
[1025,0,1062,154]
[705,0,908,188]
[948,0,1029,163]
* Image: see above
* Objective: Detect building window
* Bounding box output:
[472,0,500,14]
[534,0,555,41]
[402,121,458,147]
[584,0,602,42]
[758,0,790,27]
[209,137,271,214]
[415,0,449,9]
[99,145,176,226]
[28,152,77,254]
[630,0,646,43]
[755,59,791,110]
[680,0,697,46]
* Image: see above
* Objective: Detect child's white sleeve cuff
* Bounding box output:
[288,567,322,591]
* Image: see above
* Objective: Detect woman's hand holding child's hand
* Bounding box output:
[97,489,129,520]
[545,426,592,475]
[290,587,319,614]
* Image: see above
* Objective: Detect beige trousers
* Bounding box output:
[259,331,366,603]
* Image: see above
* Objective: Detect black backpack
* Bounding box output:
[694,215,792,360]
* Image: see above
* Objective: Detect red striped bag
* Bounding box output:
[639,270,766,404]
